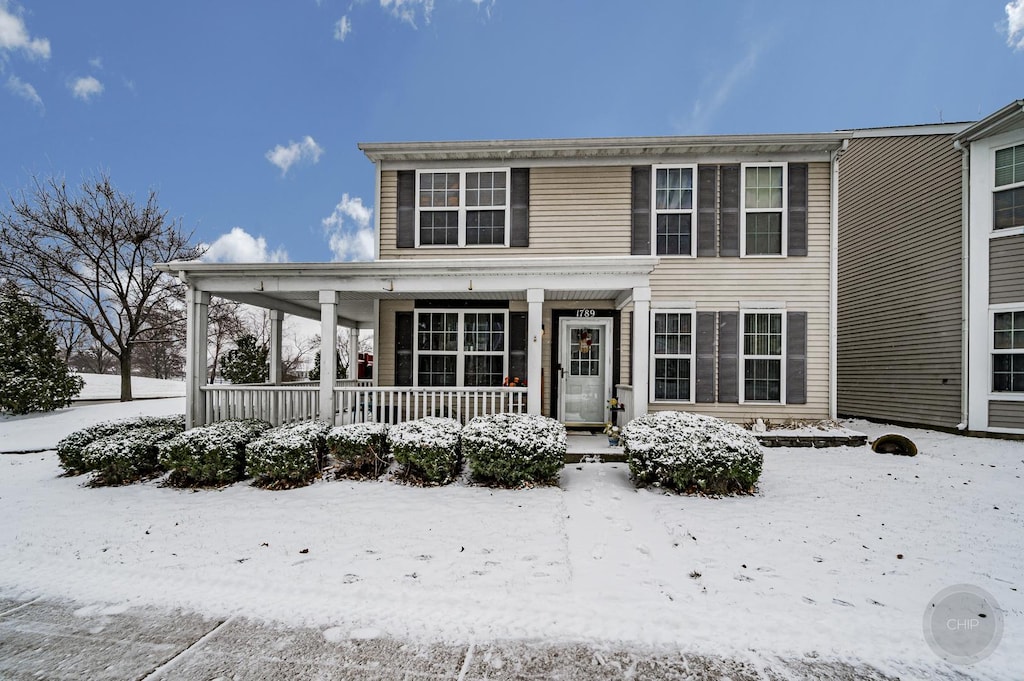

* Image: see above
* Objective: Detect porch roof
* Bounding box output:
[157,256,659,328]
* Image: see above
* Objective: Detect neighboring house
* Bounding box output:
[163,132,846,430]
[837,100,1024,436]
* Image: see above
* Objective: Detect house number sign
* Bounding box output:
[575,309,597,318]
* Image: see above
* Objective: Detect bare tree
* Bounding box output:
[0,173,202,400]
[52,318,90,363]
[70,341,117,375]
[207,297,245,383]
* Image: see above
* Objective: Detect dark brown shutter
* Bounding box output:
[695,311,716,402]
[397,171,415,249]
[508,312,528,382]
[719,165,740,257]
[717,311,739,403]
[631,166,651,255]
[510,168,530,247]
[395,311,414,386]
[697,166,717,257]
[788,163,808,257]
[786,311,807,404]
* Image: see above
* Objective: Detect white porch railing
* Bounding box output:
[614,383,634,424]
[203,384,320,425]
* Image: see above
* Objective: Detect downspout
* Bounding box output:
[829,139,848,421]
[954,139,970,430]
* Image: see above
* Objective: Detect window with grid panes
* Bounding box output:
[652,311,694,401]
[742,165,785,255]
[994,144,1024,230]
[742,312,783,401]
[417,170,509,246]
[653,166,695,256]
[994,310,1024,392]
[414,311,506,387]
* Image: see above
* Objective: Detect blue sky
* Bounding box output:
[2,0,1022,263]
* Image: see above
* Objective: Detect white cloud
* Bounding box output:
[379,0,435,28]
[1007,0,1024,50]
[201,227,289,263]
[71,75,103,101]
[322,194,374,262]
[6,74,42,109]
[334,15,352,41]
[0,3,50,60]
[265,135,324,176]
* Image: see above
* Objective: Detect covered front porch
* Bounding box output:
[159,257,659,430]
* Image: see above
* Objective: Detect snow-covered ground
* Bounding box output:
[71,372,186,400]
[0,400,1021,679]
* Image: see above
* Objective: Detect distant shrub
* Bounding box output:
[622,411,763,495]
[57,415,186,475]
[462,413,566,487]
[158,419,271,487]
[245,420,332,488]
[389,417,461,485]
[81,424,181,486]
[327,422,390,479]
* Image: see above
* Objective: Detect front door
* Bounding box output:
[558,318,613,425]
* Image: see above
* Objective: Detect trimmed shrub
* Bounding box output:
[389,417,461,485]
[158,419,271,487]
[623,411,763,495]
[81,424,182,486]
[462,413,566,487]
[245,420,332,488]
[57,415,186,475]
[327,422,390,479]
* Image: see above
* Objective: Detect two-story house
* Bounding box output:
[164,133,846,431]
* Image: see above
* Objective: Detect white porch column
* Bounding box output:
[184,287,210,429]
[348,327,359,379]
[319,291,339,422]
[269,309,283,385]
[527,288,544,415]
[631,286,651,419]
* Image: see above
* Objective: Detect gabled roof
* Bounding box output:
[953,100,1024,144]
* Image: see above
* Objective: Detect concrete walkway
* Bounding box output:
[0,596,919,681]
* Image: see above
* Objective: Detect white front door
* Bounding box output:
[558,318,613,425]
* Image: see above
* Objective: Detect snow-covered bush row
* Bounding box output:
[80,424,182,486]
[389,417,461,485]
[462,413,566,487]
[158,419,271,487]
[622,411,763,495]
[245,420,332,488]
[57,415,186,475]
[327,422,390,479]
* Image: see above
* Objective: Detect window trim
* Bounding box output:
[738,308,787,404]
[649,309,696,403]
[990,307,1024,399]
[413,309,509,388]
[414,168,511,248]
[740,162,788,258]
[651,164,697,258]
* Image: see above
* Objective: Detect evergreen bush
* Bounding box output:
[245,420,332,488]
[462,413,566,487]
[389,417,461,485]
[219,334,269,384]
[81,424,182,486]
[158,419,271,486]
[57,415,186,475]
[326,422,390,478]
[622,411,763,495]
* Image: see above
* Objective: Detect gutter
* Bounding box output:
[954,139,970,431]
[830,139,849,420]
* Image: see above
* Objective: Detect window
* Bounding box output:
[993,310,1024,392]
[994,144,1024,230]
[652,166,696,256]
[415,310,506,387]
[651,311,694,401]
[741,164,786,256]
[742,311,784,402]
[417,169,509,246]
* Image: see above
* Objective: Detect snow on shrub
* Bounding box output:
[158,419,271,487]
[57,415,186,475]
[622,411,763,495]
[80,424,181,486]
[326,422,390,479]
[462,413,566,487]
[389,417,461,485]
[245,420,332,488]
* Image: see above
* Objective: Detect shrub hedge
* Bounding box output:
[57,415,186,475]
[158,419,271,487]
[462,413,566,487]
[245,420,332,488]
[81,424,182,486]
[389,417,461,485]
[326,422,390,479]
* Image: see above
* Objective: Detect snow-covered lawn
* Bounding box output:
[0,400,1020,679]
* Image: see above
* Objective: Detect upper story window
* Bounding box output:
[993,310,1024,392]
[741,311,784,402]
[994,143,1024,231]
[653,166,696,256]
[417,169,509,247]
[741,164,787,256]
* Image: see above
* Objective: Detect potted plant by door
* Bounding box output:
[604,423,621,446]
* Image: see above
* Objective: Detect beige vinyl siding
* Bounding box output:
[646,161,831,422]
[379,167,631,259]
[989,401,1024,429]
[990,234,1024,305]
[837,135,963,428]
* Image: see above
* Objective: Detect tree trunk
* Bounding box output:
[119,350,134,402]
